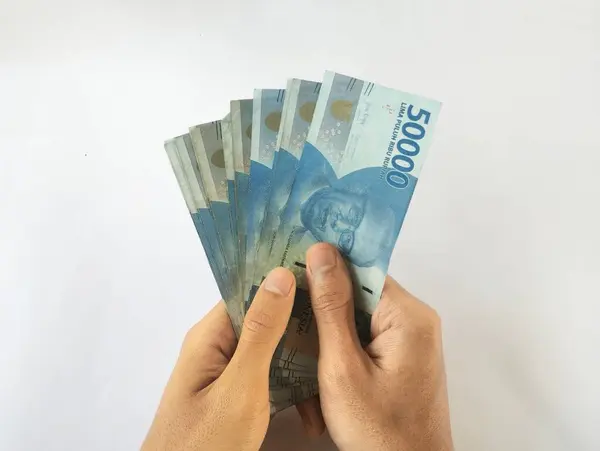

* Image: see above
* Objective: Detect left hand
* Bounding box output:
[141,267,325,451]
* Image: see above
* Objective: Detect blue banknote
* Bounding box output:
[163,72,441,399]
[230,99,253,292]
[264,72,442,368]
[243,88,285,305]
[189,120,240,298]
[251,79,322,290]
[221,113,241,302]
[164,134,243,334]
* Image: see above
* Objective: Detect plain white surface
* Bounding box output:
[1,0,599,449]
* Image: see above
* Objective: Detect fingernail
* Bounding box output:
[263,268,294,296]
[308,244,337,275]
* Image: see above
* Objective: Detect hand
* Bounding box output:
[141,267,324,451]
[306,243,454,451]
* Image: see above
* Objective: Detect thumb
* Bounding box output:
[231,267,295,373]
[306,243,363,361]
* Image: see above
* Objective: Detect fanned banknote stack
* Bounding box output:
[164,72,441,413]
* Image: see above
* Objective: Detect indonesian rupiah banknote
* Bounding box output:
[242,88,319,375]
[162,70,442,411]
[252,79,322,296]
[164,134,243,336]
[243,88,285,307]
[165,132,306,397]
[230,100,252,297]
[255,71,442,371]
[189,121,240,296]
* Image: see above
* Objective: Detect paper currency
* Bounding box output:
[162,70,442,412]
[165,134,300,408]
[230,98,314,383]
[221,114,242,309]
[270,382,318,407]
[243,88,285,306]
[252,79,322,292]
[243,88,316,373]
[164,134,243,334]
[230,99,252,295]
[258,71,442,369]
[189,121,241,300]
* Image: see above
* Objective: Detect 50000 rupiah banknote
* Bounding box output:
[164,134,243,335]
[243,88,285,305]
[165,134,309,406]
[230,99,252,295]
[258,71,442,371]
[252,79,321,293]
[189,121,240,299]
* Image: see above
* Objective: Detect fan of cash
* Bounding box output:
[164,71,441,413]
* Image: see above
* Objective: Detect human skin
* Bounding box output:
[141,244,453,451]
[305,243,454,451]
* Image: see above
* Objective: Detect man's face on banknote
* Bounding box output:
[301,187,365,253]
[300,187,394,267]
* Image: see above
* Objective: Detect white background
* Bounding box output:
[1,0,599,450]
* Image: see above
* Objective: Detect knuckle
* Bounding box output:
[321,358,364,390]
[408,306,442,346]
[242,309,276,339]
[421,304,442,334]
[181,320,202,352]
[310,274,352,313]
[428,307,442,330]
[312,289,348,311]
[321,368,346,389]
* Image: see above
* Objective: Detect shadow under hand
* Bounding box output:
[262,407,337,451]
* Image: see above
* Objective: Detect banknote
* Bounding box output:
[163,71,442,402]
[269,361,315,388]
[269,372,314,389]
[269,382,319,413]
[189,121,240,299]
[271,289,319,371]
[243,88,285,306]
[167,134,310,388]
[221,114,242,306]
[263,72,442,368]
[166,133,312,390]
[269,368,315,380]
[164,134,243,334]
[230,99,253,293]
[251,79,322,291]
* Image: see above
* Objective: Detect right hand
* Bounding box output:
[305,243,454,451]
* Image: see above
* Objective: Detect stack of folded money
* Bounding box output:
[164,71,441,413]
